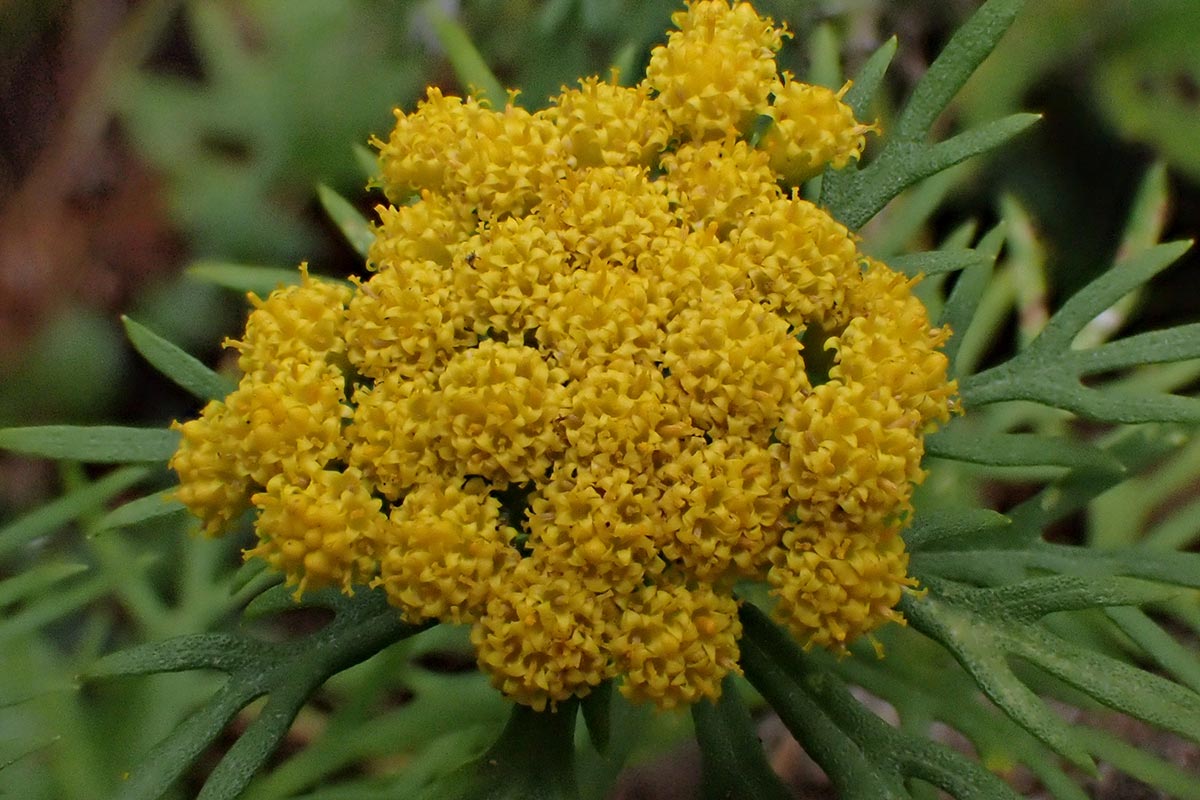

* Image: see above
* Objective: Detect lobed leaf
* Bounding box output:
[87,589,424,800]
[740,604,1019,799]
[692,677,792,800]
[822,0,1031,229]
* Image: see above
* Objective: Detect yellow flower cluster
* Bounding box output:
[170,0,954,711]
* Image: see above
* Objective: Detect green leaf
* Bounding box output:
[925,429,1124,473]
[317,183,374,258]
[891,0,1025,144]
[186,261,305,295]
[423,1,506,107]
[904,508,1012,553]
[0,426,179,463]
[0,562,88,608]
[939,223,1005,374]
[87,589,424,800]
[739,604,1019,800]
[898,590,1095,770]
[839,36,897,120]
[1105,606,1200,695]
[94,490,187,533]
[440,701,581,800]
[888,250,985,278]
[580,680,612,755]
[901,579,1200,770]
[961,241,1200,422]
[822,0,1032,228]
[692,677,791,800]
[122,316,235,401]
[0,465,149,557]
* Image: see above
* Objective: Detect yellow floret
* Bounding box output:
[528,465,666,596]
[550,73,673,168]
[731,192,864,330]
[375,480,520,624]
[662,290,808,440]
[611,579,742,709]
[659,135,780,233]
[368,191,477,270]
[345,374,441,499]
[432,341,567,485]
[657,437,787,581]
[542,165,675,269]
[760,75,874,184]
[559,360,690,473]
[170,402,252,537]
[247,467,385,596]
[472,559,617,712]
[344,259,474,381]
[776,381,924,529]
[767,522,918,652]
[452,214,571,338]
[645,0,786,140]
[537,268,672,379]
[226,265,351,380]
[830,261,957,426]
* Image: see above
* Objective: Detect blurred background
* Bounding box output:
[2,1,1199,797]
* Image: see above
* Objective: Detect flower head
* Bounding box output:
[170,0,952,711]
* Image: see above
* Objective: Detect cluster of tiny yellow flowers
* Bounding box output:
[170,0,954,712]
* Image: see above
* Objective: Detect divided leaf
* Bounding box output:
[87,589,425,800]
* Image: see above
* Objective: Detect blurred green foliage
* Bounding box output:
[2,1,1200,798]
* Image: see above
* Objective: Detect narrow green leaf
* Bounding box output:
[317,183,374,258]
[187,261,304,295]
[199,687,311,800]
[738,607,908,800]
[423,2,505,107]
[692,677,792,800]
[1076,725,1200,800]
[89,634,268,678]
[94,489,186,533]
[892,0,1026,143]
[839,36,897,120]
[740,604,1019,799]
[0,426,179,463]
[1070,324,1200,374]
[905,508,1012,552]
[0,562,88,608]
[925,429,1123,473]
[443,702,581,800]
[1004,620,1200,746]
[1106,606,1200,695]
[957,576,1183,621]
[92,589,423,800]
[122,316,235,401]
[353,143,379,182]
[941,246,997,373]
[888,250,984,278]
[580,680,613,755]
[900,592,1097,770]
[1032,240,1191,353]
[0,465,149,557]
[0,575,109,644]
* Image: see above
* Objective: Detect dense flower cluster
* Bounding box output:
[170,0,954,711]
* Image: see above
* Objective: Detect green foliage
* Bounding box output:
[117,0,426,262]
[4,1,1200,798]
